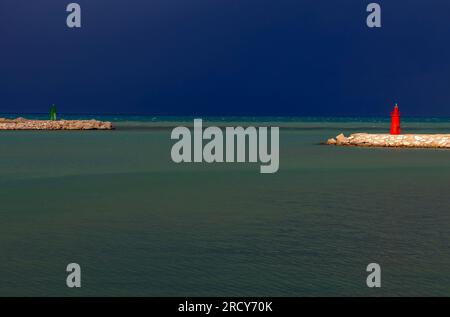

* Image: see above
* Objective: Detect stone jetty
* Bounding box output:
[327,133,450,149]
[0,118,113,130]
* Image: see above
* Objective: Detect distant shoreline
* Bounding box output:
[1,115,449,132]
[2,113,450,122]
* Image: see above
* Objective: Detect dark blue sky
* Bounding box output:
[1,0,450,116]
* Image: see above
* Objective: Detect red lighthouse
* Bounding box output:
[390,104,401,135]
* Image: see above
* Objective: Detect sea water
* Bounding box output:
[0,116,449,296]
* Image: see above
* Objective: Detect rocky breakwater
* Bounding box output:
[327,133,450,149]
[0,118,113,130]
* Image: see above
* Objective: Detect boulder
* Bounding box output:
[335,133,349,145]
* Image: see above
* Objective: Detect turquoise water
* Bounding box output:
[0,117,449,296]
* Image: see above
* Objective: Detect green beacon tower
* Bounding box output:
[50,104,57,121]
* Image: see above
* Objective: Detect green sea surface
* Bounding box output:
[0,117,449,296]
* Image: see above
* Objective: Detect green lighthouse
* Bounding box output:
[49,104,57,121]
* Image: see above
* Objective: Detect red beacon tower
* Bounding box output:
[390,103,401,135]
